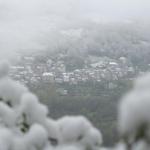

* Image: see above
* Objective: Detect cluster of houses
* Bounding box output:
[9,55,136,89]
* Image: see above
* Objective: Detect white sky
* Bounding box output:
[81,0,150,20]
[0,0,149,23]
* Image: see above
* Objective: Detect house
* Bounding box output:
[42,72,55,82]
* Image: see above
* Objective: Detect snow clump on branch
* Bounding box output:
[0,60,103,150]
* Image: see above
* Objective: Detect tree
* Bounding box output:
[118,73,150,150]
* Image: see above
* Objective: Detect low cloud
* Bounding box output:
[0,0,149,59]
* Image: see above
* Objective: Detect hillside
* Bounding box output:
[10,22,150,146]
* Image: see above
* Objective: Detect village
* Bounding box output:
[9,54,136,89]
